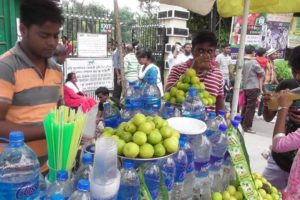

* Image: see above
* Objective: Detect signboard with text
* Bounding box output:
[65,58,114,91]
[77,33,107,57]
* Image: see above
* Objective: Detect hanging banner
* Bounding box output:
[229,14,293,59]
[288,17,300,48]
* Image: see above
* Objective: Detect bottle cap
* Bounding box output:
[56,170,68,181]
[82,153,93,164]
[208,112,216,119]
[188,87,197,96]
[50,194,64,200]
[219,124,227,132]
[234,115,242,122]
[165,102,171,107]
[231,120,239,128]
[9,131,24,142]
[218,110,225,116]
[123,159,133,169]
[77,179,90,191]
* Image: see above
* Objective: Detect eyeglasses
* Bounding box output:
[194,48,215,54]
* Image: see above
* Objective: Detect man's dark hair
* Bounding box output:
[256,48,266,57]
[95,87,109,96]
[183,43,191,48]
[223,44,231,48]
[245,45,256,54]
[192,31,217,49]
[289,46,300,69]
[136,48,155,62]
[20,0,64,27]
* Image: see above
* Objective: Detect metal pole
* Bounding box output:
[230,0,250,120]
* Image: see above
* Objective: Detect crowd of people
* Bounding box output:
[2,0,300,198]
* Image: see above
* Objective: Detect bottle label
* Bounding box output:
[194,161,210,178]
[186,150,194,173]
[162,168,175,191]
[143,98,161,110]
[0,175,39,199]
[174,162,187,183]
[210,156,223,172]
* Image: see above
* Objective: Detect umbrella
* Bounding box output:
[159,0,300,118]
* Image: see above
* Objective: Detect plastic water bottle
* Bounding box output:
[205,112,218,139]
[103,101,120,128]
[141,77,161,116]
[144,161,161,200]
[171,136,188,200]
[0,131,40,199]
[39,173,47,200]
[181,87,205,121]
[207,124,227,146]
[222,152,233,190]
[159,157,176,198]
[47,170,73,199]
[215,109,227,126]
[193,134,212,200]
[210,125,228,192]
[69,179,91,200]
[160,102,175,119]
[182,136,194,200]
[125,81,136,108]
[117,160,140,200]
[74,153,93,186]
[132,84,142,110]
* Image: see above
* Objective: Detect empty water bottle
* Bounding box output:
[210,125,228,192]
[103,101,120,128]
[215,109,227,126]
[0,131,40,199]
[181,87,205,121]
[47,170,73,199]
[159,157,176,199]
[74,153,93,186]
[144,161,161,200]
[141,77,161,116]
[171,136,188,200]
[69,179,91,200]
[193,134,212,200]
[117,160,140,200]
[182,136,194,200]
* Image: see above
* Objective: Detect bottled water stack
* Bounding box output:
[141,77,161,116]
[103,102,120,128]
[69,179,91,200]
[0,131,40,199]
[74,153,93,187]
[181,87,205,121]
[144,161,161,200]
[47,170,73,199]
[159,157,176,199]
[117,160,140,200]
[171,136,188,200]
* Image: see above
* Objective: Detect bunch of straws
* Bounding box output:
[44,106,86,183]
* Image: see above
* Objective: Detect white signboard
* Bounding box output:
[77,33,107,57]
[65,58,114,91]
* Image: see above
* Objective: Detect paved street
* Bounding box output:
[244,115,274,173]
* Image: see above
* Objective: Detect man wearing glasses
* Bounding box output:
[166,31,224,113]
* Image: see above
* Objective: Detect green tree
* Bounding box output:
[119,7,136,43]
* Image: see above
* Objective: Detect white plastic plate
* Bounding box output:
[167,117,207,135]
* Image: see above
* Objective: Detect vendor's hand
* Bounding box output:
[278,89,293,108]
[289,112,300,124]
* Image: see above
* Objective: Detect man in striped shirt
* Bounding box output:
[0,0,64,141]
[166,31,224,113]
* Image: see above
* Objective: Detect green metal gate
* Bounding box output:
[0,0,20,55]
